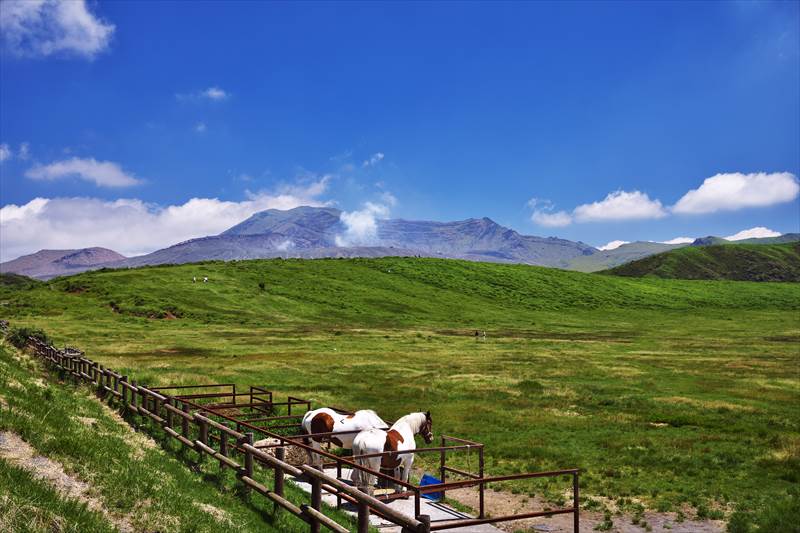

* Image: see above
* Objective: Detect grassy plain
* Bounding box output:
[1,257,798,523]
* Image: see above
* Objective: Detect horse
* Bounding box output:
[351,411,433,494]
[300,408,388,469]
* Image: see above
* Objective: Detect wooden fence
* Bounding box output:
[14,332,430,533]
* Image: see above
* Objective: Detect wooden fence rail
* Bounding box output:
[14,334,429,533]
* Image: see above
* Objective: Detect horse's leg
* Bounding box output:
[403,455,415,497]
[302,434,315,467]
[360,457,377,496]
[309,440,324,470]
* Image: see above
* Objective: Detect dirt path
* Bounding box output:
[0,431,135,533]
[447,485,725,533]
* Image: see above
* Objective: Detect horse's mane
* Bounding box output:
[393,412,425,432]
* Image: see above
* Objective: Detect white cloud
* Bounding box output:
[176,86,230,102]
[725,226,782,241]
[0,144,11,162]
[528,197,573,227]
[660,237,694,245]
[531,210,573,227]
[18,142,30,160]
[0,0,114,59]
[380,191,397,207]
[362,152,385,168]
[195,122,207,133]
[672,172,799,214]
[25,157,141,187]
[335,198,393,246]
[598,240,629,251]
[529,191,666,227]
[0,177,331,261]
[574,190,668,222]
[201,87,228,100]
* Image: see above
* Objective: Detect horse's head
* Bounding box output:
[419,411,433,444]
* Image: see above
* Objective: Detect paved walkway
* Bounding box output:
[292,467,503,532]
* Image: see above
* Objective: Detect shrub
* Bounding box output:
[726,510,752,533]
[756,491,800,533]
[6,327,50,349]
[595,511,614,531]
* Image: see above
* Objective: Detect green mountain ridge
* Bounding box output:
[570,233,800,272]
[603,242,800,282]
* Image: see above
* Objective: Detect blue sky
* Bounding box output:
[1,0,798,259]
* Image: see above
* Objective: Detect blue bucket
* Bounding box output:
[419,474,443,501]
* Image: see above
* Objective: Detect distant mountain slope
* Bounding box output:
[603,243,800,281]
[0,248,126,280]
[378,217,594,265]
[221,206,343,245]
[733,233,800,245]
[567,241,686,272]
[568,233,800,272]
[107,206,596,271]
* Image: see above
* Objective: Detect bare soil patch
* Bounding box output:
[194,501,233,526]
[446,485,724,533]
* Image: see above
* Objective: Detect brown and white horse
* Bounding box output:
[301,408,387,468]
[351,411,433,494]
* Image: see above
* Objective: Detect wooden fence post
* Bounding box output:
[573,471,580,533]
[131,380,138,418]
[198,415,208,463]
[419,515,431,533]
[310,476,321,533]
[121,376,128,408]
[440,435,446,485]
[165,398,172,429]
[274,446,285,511]
[479,446,485,518]
[242,433,254,494]
[357,500,370,533]
[181,403,189,441]
[219,431,228,468]
[336,461,342,509]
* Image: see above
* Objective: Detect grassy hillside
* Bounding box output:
[604,243,800,281]
[567,234,800,273]
[1,257,798,526]
[0,272,42,290]
[0,341,355,532]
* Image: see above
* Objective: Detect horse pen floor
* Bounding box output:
[292,467,504,532]
[292,467,725,533]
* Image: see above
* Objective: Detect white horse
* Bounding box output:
[351,411,433,494]
[301,408,387,468]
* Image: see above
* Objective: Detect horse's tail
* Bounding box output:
[351,439,364,486]
[351,436,375,489]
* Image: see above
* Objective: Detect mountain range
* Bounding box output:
[1,206,797,279]
[0,247,126,280]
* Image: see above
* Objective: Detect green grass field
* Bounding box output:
[1,257,798,526]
